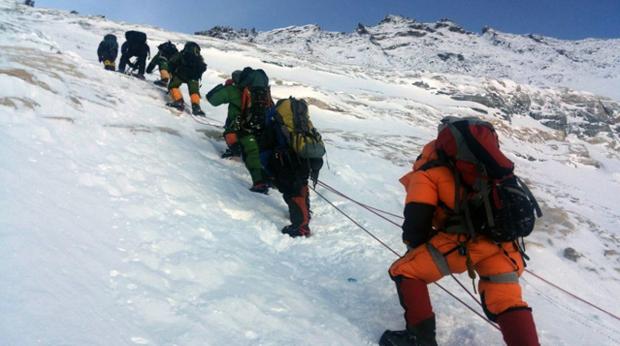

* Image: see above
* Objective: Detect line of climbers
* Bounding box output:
[97,31,544,346]
[98,31,324,238]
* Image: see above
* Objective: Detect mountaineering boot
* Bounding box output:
[221,145,241,159]
[192,104,206,116]
[166,100,185,111]
[281,224,311,238]
[379,316,437,346]
[249,182,269,194]
[496,308,540,346]
[135,73,145,80]
[154,78,169,87]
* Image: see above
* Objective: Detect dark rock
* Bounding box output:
[438,53,465,61]
[412,81,430,89]
[356,23,369,35]
[563,247,582,262]
[195,26,257,40]
[528,34,546,44]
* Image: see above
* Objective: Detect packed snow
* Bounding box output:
[0,1,619,345]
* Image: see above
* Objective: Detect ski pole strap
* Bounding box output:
[480,271,519,283]
[426,243,451,277]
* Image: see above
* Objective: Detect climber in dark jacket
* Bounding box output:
[97,34,118,71]
[260,98,323,237]
[118,31,150,78]
[165,41,207,115]
[146,41,178,87]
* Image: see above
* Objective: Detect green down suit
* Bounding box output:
[206,84,264,185]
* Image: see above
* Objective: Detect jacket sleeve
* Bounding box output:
[400,169,441,247]
[97,42,104,60]
[146,53,160,73]
[206,84,231,106]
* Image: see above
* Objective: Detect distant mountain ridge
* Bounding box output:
[196,15,620,101]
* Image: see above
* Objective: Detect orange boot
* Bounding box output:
[166,88,184,111]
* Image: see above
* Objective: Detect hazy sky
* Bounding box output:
[36,0,619,39]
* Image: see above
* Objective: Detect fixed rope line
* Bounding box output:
[189,113,224,128]
[165,76,616,325]
[318,180,403,219]
[311,187,400,257]
[316,182,484,308]
[525,269,620,322]
[317,181,402,227]
[316,180,620,324]
[310,186,501,331]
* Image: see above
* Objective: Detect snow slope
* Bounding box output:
[1,1,619,345]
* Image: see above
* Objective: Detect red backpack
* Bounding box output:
[422,116,542,242]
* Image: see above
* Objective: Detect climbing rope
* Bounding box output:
[190,113,223,128]
[525,269,620,322]
[162,73,618,325]
[310,186,501,331]
[314,180,620,324]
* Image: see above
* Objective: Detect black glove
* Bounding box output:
[310,169,319,188]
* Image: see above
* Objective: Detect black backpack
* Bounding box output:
[98,34,118,59]
[158,41,178,58]
[422,116,542,242]
[180,42,207,79]
[104,34,117,43]
[125,30,147,45]
[238,68,272,131]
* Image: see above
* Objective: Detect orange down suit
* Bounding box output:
[389,140,529,318]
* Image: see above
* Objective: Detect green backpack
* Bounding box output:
[238,67,273,131]
[274,97,326,159]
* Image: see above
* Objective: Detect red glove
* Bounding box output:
[224,79,234,86]
[224,132,238,146]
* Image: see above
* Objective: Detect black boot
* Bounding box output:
[154,78,169,87]
[281,224,310,238]
[166,100,185,111]
[249,182,269,194]
[380,316,437,346]
[192,104,205,116]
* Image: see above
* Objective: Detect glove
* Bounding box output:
[225,79,234,86]
[224,132,238,146]
[310,169,319,188]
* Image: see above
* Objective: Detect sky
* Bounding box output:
[36,0,619,40]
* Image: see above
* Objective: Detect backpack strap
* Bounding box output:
[516,176,543,217]
[240,87,250,115]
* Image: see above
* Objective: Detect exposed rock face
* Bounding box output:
[195,26,257,41]
[195,15,620,102]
